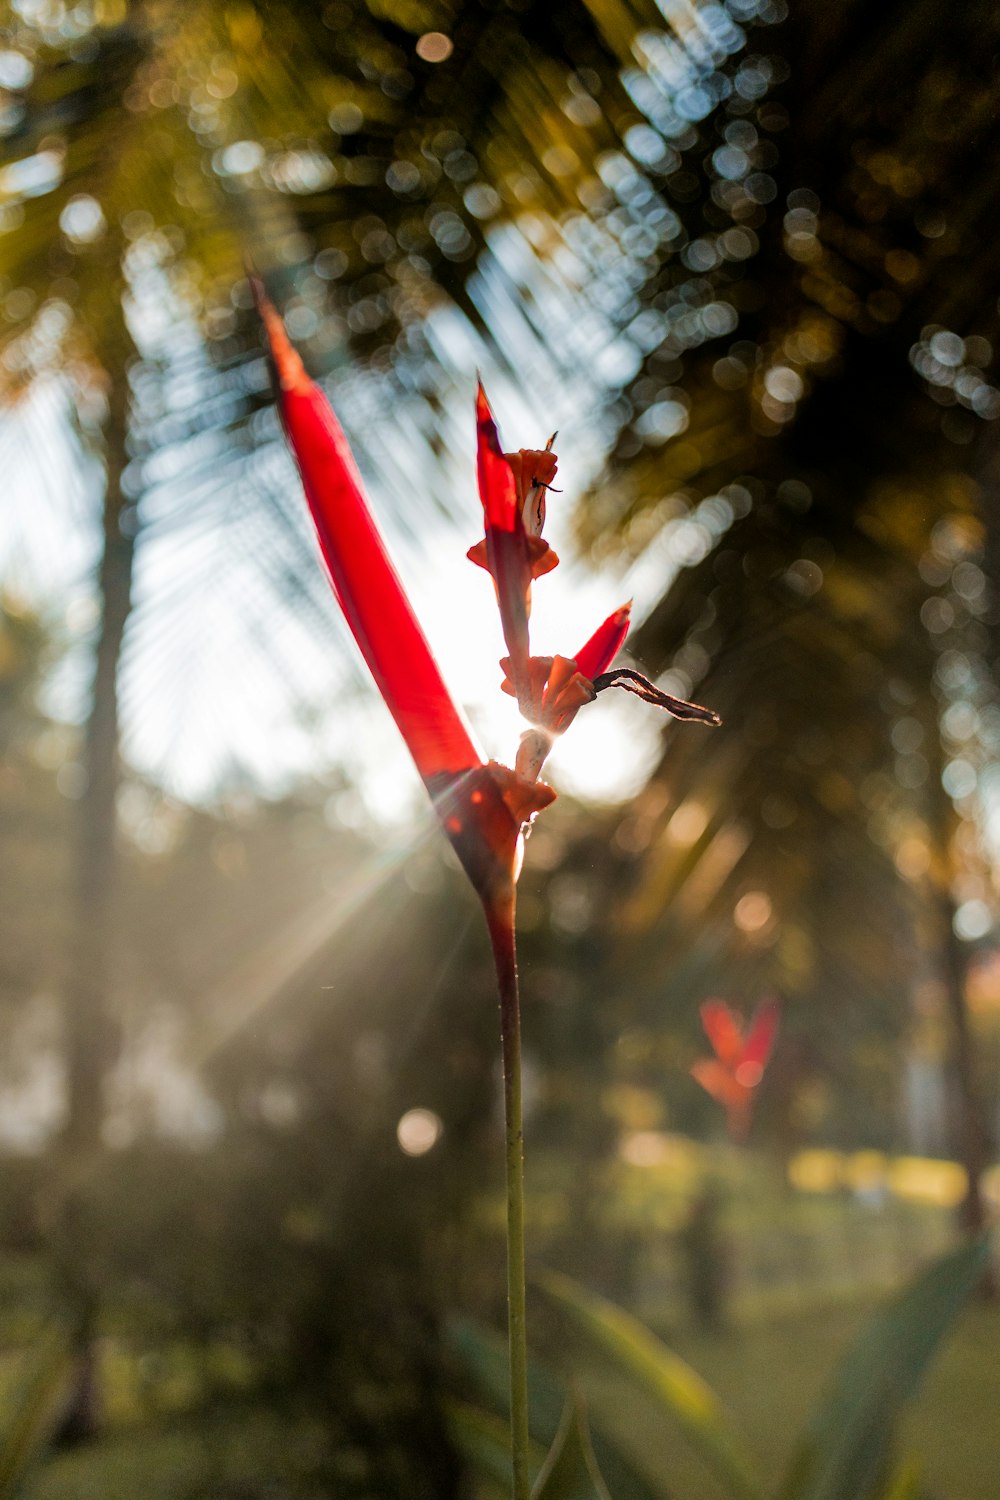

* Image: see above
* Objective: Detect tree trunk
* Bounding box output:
[926,738,995,1281]
[63,366,134,1153]
[54,287,137,1441]
[938,890,994,1245]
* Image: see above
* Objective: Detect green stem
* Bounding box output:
[486,894,530,1500]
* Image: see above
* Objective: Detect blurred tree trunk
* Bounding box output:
[55,263,138,1439]
[938,893,993,1247]
[64,355,133,1153]
[927,735,995,1278]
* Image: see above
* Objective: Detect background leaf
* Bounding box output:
[536,1271,764,1500]
[0,1322,72,1498]
[447,1317,670,1500]
[780,1237,991,1500]
[873,1458,925,1500]
[532,1395,613,1500]
[446,1399,547,1495]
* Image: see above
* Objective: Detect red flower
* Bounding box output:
[254,288,552,905]
[691,998,779,1140]
[257,292,718,898]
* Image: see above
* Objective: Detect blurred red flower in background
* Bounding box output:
[691,998,780,1140]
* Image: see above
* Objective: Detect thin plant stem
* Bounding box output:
[486,893,530,1500]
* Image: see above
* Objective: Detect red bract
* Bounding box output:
[474,381,519,533]
[255,288,552,904]
[691,998,779,1140]
[469,383,559,713]
[574,603,632,683]
[256,290,480,784]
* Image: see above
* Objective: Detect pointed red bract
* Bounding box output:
[256,288,483,787]
[573,603,631,682]
[476,383,519,532]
